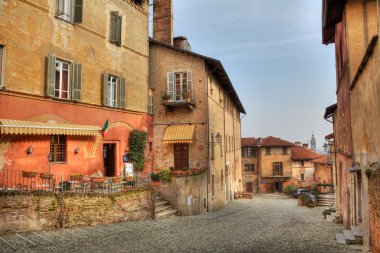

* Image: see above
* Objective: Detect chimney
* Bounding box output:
[153,0,173,45]
[303,143,309,148]
[173,36,191,51]
[295,141,302,147]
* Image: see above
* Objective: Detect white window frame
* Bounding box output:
[174,72,188,102]
[55,59,71,100]
[0,45,5,87]
[107,75,118,107]
[56,0,74,23]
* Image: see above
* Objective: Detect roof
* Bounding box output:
[0,119,101,136]
[322,0,345,44]
[241,137,258,147]
[311,155,330,165]
[149,38,246,114]
[325,133,334,140]
[291,147,321,161]
[324,103,337,119]
[260,136,294,147]
[163,125,196,144]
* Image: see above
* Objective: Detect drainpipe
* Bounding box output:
[206,72,210,212]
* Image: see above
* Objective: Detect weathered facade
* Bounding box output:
[150,0,245,215]
[322,0,380,251]
[0,0,152,180]
[312,155,333,194]
[241,138,259,193]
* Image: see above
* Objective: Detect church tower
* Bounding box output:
[311,133,316,152]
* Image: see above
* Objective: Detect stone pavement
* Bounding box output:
[0,194,357,253]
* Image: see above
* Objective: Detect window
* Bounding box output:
[301,173,305,181]
[0,45,5,87]
[50,135,67,163]
[266,147,271,155]
[244,164,254,172]
[247,147,252,157]
[221,169,223,188]
[273,162,283,176]
[46,54,82,101]
[167,72,192,102]
[56,0,83,23]
[148,94,153,114]
[103,73,126,108]
[282,147,288,155]
[300,160,305,166]
[109,11,122,46]
[212,174,215,196]
[211,133,215,160]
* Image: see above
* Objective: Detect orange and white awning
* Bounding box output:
[0,119,101,136]
[163,125,196,144]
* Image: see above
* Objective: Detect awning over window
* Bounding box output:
[163,125,196,144]
[0,119,101,136]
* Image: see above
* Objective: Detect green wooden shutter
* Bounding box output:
[103,73,110,106]
[71,63,82,101]
[46,54,56,97]
[167,72,174,100]
[109,11,119,44]
[187,71,192,98]
[119,77,126,108]
[117,15,122,46]
[57,0,64,15]
[74,0,83,23]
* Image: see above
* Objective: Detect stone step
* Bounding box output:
[155,204,172,213]
[154,200,169,207]
[154,196,164,201]
[351,226,363,238]
[155,208,177,219]
[343,230,355,242]
[318,203,335,207]
[336,233,347,245]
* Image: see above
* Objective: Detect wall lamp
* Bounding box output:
[74,147,80,154]
[26,146,33,155]
[215,132,221,144]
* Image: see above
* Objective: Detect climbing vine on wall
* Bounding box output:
[129,130,147,172]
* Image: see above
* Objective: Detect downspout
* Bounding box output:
[206,70,210,212]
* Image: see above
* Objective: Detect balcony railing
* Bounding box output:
[161,89,196,111]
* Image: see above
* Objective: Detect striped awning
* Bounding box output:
[0,119,101,136]
[163,125,196,144]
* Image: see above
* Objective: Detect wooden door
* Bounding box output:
[174,144,189,170]
[246,182,253,192]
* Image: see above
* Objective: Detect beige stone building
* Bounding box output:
[149,0,245,215]
[241,138,259,192]
[0,0,152,180]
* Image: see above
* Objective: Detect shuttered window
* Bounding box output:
[167,71,193,102]
[273,162,283,176]
[148,94,153,114]
[56,0,83,24]
[109,11,122,46]
[103,73,126,109]
[0,45,4,87]
[46,54,82,101]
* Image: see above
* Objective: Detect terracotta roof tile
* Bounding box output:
[241,138,257,147]
[260,136,294,147]
[291,147,321,160]
[311,155,329,164]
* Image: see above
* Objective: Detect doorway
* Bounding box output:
[274,182,283,193]
[103,144,116,177]
[246,182,253,192]
[174,144,189,170]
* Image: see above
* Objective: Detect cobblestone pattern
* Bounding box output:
[0,194,357,252]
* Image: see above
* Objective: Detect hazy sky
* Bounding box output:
[150,0,337,150]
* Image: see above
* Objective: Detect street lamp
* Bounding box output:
[323,143,328,152]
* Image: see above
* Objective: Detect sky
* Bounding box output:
[150,0,337,151]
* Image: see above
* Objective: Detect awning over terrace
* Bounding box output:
[0,119,101,136]
[163,125,196,144]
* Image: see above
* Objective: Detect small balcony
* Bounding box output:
[161,89,196,112]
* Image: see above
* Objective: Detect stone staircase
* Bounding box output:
[317,194,335,207]
[154,192,178,219]
[335,226,363,250]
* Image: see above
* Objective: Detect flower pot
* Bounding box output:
[70,175,84,181]
[22,171,37,178]
[91,177,105,183]
[40,173,53,180]
[112,177,122,183]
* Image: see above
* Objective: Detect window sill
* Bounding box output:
[55,16,74,25]
[51,162,67,165]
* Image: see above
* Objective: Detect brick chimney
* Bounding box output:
[303,143,309,148]
[295,141,302,147]
[173,36,191,51]
[153,0,173,45]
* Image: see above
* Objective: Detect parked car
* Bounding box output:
[292,189,309,198]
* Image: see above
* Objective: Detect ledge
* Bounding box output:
[171,168,207,177]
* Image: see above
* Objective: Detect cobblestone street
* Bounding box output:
[0,194,357,253]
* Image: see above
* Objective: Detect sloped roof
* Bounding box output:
[322,0,345,44]
[291,147,321,161]
[325,133,334,140]
[241,137,258,147]
[260,136,294,147]
[324,103,337,119]
[149,38,246,114]
[311,155,329,165]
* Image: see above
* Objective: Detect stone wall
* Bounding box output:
[369,172,380,253]
[0,189,152,235]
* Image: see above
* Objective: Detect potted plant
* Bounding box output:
[22,170,37,178]
[182,91,191,102]
[90,176,105,183]
[161,94,171,104]
[70,174,84,181]
[40,172,53,180]
[111,177,122,183]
